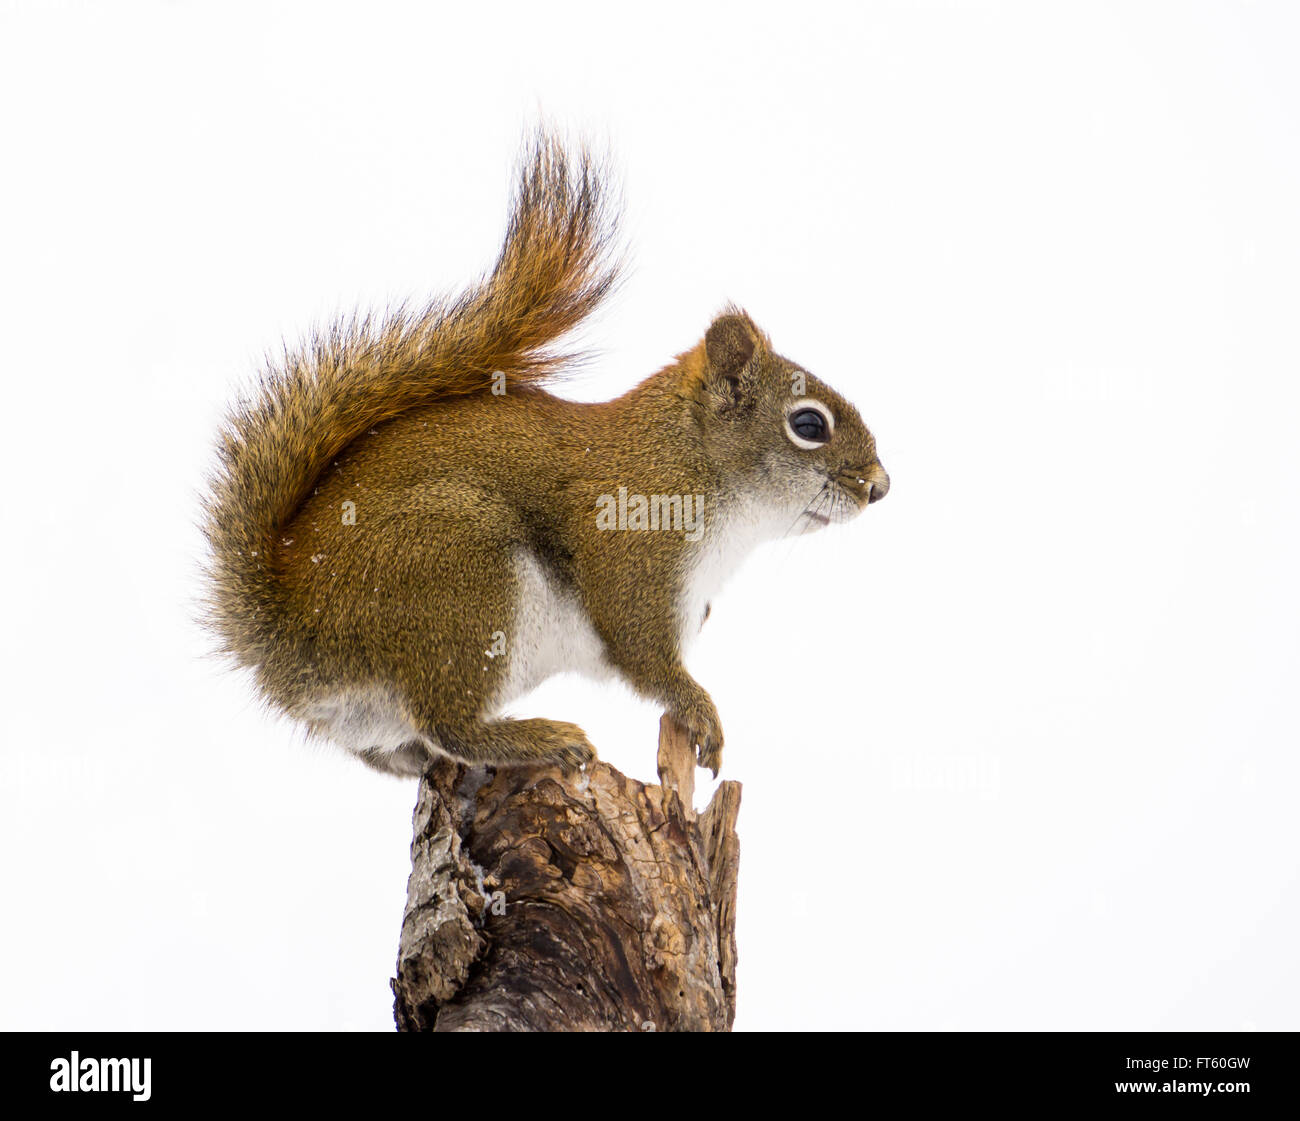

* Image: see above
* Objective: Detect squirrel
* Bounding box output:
[203,134,889,778]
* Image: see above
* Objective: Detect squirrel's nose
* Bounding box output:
[839,464,890,506]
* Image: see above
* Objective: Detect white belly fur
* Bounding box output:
[679,493,786,651]
[491,547,614,708]
[300,682,423,757]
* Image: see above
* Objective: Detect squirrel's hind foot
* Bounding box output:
[431,717,596,773]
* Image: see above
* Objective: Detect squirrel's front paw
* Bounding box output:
[672,692,724,778]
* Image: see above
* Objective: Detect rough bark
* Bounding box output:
[391,715,741,1031]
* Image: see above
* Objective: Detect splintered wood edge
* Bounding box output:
[656,713,696,819]
[699,779,742,1019]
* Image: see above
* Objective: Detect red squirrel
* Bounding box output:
[203,134,889,777]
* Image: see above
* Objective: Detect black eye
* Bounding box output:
[789,407,829,443]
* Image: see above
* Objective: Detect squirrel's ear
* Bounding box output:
[704,312,760,400]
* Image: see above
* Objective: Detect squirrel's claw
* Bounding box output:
[697,738,722,779]
[554,738,596,773]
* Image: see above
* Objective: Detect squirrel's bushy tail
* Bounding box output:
[202,133,620,666]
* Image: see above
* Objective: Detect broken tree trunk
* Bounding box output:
[391,715,741,1032]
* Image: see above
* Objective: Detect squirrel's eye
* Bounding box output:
[785,397,835,450]
[788,407,829,445]
[790,409,827,441]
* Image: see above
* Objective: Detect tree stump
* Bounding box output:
[391,715,741,1031]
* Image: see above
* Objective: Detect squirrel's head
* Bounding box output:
[687,309,889,532]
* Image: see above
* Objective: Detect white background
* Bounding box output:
[1,0,1297,1031]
